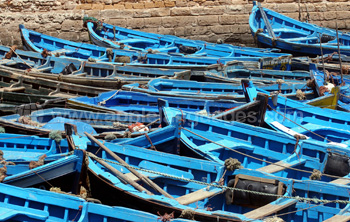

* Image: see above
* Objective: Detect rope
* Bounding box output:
[86,152,350,204]
[145,133,156,150]
[98,90,119,106]
[33,170,53,188]
[145,118,160,128]
[8,47,34,69]
[180,127,350,181]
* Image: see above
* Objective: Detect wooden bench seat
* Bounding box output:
[176,188,222,205]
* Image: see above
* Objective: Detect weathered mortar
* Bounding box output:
[0,0,350,47]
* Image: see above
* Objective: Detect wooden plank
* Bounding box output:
[176,189,221,205]
[257,161,292,174]
[0,86,25,92]
[243,199,298,219]
[124,172,140,182]
[324,215,350,222]
[330,178,350,185]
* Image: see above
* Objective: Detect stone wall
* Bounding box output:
[0,0,350,47]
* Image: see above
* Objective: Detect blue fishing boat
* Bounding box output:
[0,183,190,222]
[85,18,292,62]
[249,1,350,56]
[20,25,292,70]
[189,66,312,85]
[242,80,350,143]
[0,45,190,88]
[1,148,84,191]
[0,108,159,135]
[79,133,350,221]
[122,78,311,99]
[310,63,350,111]
[85,16,280,53]
[68,90,245,114]
[0,133,70,159]
[159,106,350,183]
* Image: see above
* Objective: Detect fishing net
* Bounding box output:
[83,16,103,32]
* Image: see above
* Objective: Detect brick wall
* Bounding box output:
[0,0,350,47]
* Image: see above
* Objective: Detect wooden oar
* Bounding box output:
[84,132,175,199]
[88,152,153,195]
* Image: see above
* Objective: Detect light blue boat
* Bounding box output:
[242,80,350,143]
[68,90,245,114]
[0,182,191,221]
[86,19,293,70]
[1,148,84,191]
[20,24,292,70]
[81,132,350,222]
[250,1,350,56]
[0,45,190,88]
[159,106,350,184]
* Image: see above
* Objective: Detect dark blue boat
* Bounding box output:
[122,78,311,99]
[20,25,292,70]
[80,133,350,221]
[68,90,245,115]
[0,108,159,135]
[250,1,350,56]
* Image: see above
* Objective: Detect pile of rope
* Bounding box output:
[296,89,306,100]
[49,130,63,143]
[83,16,103,32]
[179,209,195,220]
[224,158,242,171]
[18,116,39,127]
[29,154,46,169]
[306,79,316,88]
[319,85,330,96]
[0,150,15,166]
[113,122,129,129]
[114,56,131,63]
[5,45,17,59]
[276,79,285,85]
[309,169,322,180]
[104,133,116,141]
[0,166,6,182]
[50,185,92,200]
[123,131,132,138]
